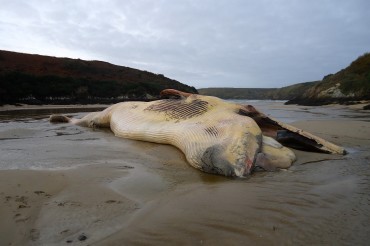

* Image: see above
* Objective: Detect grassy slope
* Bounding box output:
[200,53,369,104]
[286,53,370,105]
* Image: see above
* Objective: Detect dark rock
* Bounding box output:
[18,204,29,209]
[78,234,87,241]
[363,104,370,110]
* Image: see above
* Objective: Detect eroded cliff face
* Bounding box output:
[318,83,352,98]
[304,82,354,100]
[286,53,370,105]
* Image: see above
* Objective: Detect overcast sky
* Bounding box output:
[1,0,369,88]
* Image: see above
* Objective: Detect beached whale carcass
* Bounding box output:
[50,89,345,177]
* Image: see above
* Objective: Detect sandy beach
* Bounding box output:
[0,101,369,245]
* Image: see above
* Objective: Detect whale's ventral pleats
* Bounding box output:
[145,99,209,120]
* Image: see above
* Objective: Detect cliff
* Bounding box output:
[199,53,370,106]
[286,53,370,105]
[0,50,197,104]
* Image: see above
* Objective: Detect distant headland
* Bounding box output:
[199,53,370,107]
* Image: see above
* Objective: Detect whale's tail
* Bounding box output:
[49,114,71,123]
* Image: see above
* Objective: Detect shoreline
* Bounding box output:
[1,99,369,112]
[1,103,370,245]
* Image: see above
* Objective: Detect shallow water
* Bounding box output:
[232,100,370,122]
[0,101,369,245]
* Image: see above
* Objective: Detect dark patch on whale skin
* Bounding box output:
[204,126,219,137]
[200,144,237,176]
[145,99,209,120]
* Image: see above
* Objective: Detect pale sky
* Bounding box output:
[1,0,369,88]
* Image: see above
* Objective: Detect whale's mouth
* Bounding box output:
[238,105,345,155]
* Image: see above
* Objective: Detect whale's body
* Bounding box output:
[50,89,345,177]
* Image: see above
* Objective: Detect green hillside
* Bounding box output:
[200,53,369,105]
[286,53,370,105]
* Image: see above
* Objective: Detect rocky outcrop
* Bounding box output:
[286,53,370,105]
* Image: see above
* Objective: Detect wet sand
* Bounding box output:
[0,102,369,245]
